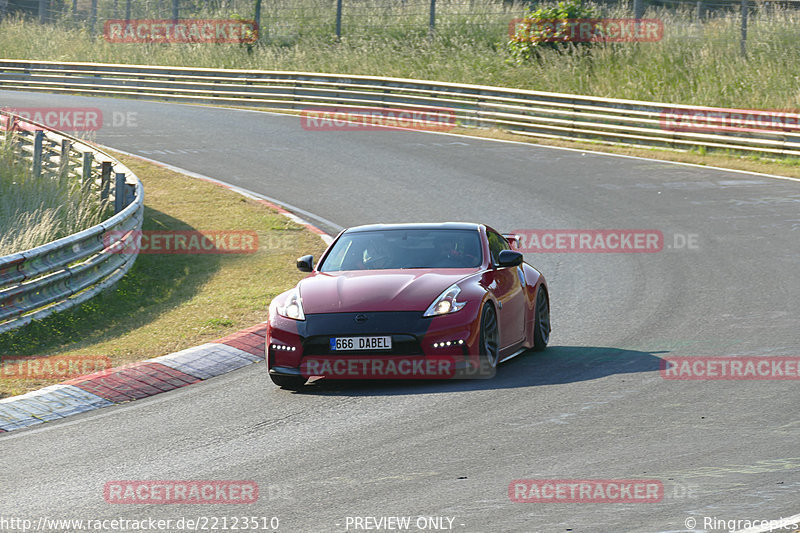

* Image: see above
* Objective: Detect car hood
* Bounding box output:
[298,269,473,314]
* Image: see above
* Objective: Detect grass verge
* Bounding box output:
[0,151,327,399]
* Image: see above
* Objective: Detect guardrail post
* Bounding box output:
[38,0,46,24]
[82,151,93,189]
[172,0,179,22]
[740,0,748,57]
[101,161,112,203]
[125,0,131,21]
[90,0,97,34]
[633,0,645,19]
[60,138,72,175]
[125,182,136,207]
[114,172,126,213]
[33,131,44,177]
[254,0,262,40]
[335,0,343,39]
[696,0,705,20]
[429,0,436,35]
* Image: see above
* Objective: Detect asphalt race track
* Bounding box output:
[1,90,798,533]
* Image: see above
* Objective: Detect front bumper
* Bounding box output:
[267,309,488,379]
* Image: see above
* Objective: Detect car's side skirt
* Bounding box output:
[499,347,527,364]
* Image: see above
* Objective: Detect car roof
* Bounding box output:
[344,222,483,233]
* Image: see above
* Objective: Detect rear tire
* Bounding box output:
[533,287,550,351]
[270,374,306,390]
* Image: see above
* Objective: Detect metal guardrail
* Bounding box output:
[1,59,799,157]
[0,108,144,334]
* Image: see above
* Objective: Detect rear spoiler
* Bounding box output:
[502,233,521,249]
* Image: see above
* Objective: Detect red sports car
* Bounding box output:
[266,223,550,389]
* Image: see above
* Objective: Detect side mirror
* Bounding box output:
[296,255,314,272]
[497,249,523,268]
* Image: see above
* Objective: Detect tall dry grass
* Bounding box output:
[0,136,109,256]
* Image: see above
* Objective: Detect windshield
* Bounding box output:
[319,229,483,271]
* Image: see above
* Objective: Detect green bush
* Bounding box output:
[507,0,599,63]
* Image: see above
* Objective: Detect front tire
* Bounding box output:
[479,302,500,369]
[270,373,306,390]
[533,286,550,351]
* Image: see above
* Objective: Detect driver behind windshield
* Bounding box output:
[433,234,478,268]
[361,237,393,269]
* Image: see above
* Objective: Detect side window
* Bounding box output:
[486,231,510,265]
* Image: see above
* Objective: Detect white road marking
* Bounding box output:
[228,104,800,185]
[99,145,340,243]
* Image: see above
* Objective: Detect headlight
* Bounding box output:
[274,288,305,320]
[423,284,466,317]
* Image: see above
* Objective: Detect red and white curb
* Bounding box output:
[0,323,267,433]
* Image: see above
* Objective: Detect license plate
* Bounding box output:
[330,336,392,351]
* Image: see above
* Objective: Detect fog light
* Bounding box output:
[271,343,297,352]
[433,339,465,349]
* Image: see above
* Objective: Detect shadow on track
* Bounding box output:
[288,345,666,397]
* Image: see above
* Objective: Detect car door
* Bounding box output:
[485,230,526,349]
